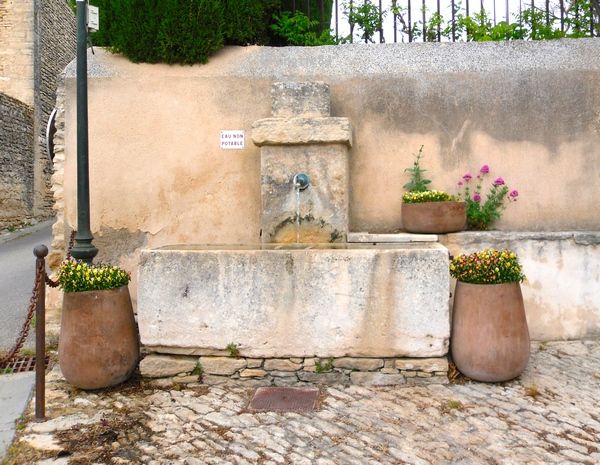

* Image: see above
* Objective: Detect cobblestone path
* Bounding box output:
[8,340,600,465]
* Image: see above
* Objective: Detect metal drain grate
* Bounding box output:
[1,356,49,374]
[248,387,319,412]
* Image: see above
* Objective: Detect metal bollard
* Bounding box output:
[33,245,48,421]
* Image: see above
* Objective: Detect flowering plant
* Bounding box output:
[457,164,519,230]
[450,249,525,284]
[402,190,457,203]
[57,260,130,293]
[403,146,454,201]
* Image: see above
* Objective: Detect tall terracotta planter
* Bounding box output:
[402,201,466,233]
[451,281,530,382]
[59,285,139,390]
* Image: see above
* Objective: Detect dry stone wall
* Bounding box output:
[34,0,76,217]
[0,93,34,229]
[140,354,449,387]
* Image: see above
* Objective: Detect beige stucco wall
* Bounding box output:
[54,41,600,339]
[441,232,600,341]
[0,0,34,105]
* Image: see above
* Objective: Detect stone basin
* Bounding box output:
[137,243,450,358]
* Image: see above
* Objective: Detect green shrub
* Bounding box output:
[157,0,224,64]
[271,10,337,45]
[450,249,525,284]
[58,260,130,293]
[223,0,281,45]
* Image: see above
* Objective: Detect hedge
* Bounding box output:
[75,0,334,64]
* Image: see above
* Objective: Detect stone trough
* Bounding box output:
[137,243,450,359]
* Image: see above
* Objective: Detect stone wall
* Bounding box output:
[0,0,35,105]
[0,0,75,228]
[33,0,76,217]
[140,354,449,387]
[441,231,600,341]
[0,93,34,229]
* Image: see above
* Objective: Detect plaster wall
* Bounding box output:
[56,41,600,339]
[441,232,600,341]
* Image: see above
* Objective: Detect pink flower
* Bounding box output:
[480,164,490,174]
[457,181,464,187]
[463,172,473,181]
[509,189,519,199]
[473,193,481,203]
[493,177,505,186]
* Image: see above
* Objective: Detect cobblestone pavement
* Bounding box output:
[5,340,600,465]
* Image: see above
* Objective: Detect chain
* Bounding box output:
[0,260,43,368]
[0,230,77,368]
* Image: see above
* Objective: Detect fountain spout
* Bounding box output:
[293,173,310,191]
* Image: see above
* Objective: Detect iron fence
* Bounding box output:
[291,0,599,43]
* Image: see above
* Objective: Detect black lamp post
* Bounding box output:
[71,0,98,263]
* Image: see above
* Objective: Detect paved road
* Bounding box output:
[0,221,53,351]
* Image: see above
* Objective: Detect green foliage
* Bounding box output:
[402,190,457,203]
[450,248,525,284]
[226,342,240,358]
[58,260,130,293]
[223,0,281,45]
[456,165,519,230]
[434,0,599,42]
[314,357,334,373]
[403,146,432,193]
[271,10,338,45]
[344,0,386,43]
[191,362,203,377]
[157,0,224,65]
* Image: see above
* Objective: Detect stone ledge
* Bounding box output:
[348,232,438,243]
[443,230,600,245]
[251,117,352,147]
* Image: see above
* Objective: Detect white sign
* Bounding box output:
[220,130,245,150]
[87,4,99,31]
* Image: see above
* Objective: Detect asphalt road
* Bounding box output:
[0,222,53,351]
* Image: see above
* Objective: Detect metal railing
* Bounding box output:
[304,0,600,42]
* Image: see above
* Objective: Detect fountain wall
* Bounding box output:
[50,40,600,342]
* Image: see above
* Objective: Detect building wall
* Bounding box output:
[33,0,76,217]
[0,0,75,228]
[53,40,600,339]
[0,0,35,105]
[0,93,34,229]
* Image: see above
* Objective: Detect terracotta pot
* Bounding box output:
[59,285,139,390]
[451,281,530,382]
[401,201,466,234]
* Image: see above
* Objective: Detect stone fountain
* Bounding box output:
[137,82,451,385]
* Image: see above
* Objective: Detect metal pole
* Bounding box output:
[422,0,426,41]
[408,0,413,41]
[379,0,384,42]
[71,0,98,264]
[335,0,339,39]
[34,245,47,421]
[452,0,456,41]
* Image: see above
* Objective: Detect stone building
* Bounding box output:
[0,0,75,229]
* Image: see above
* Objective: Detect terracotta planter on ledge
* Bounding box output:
[59,285,139,390]
[401,201,466,234]
[451,281,530,382]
